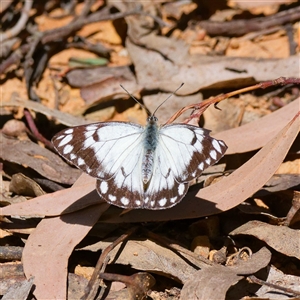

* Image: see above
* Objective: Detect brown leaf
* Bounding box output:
[126,38,299,93]
[213,98,300,154]
[230,220,300,259]
[82,239,201,283]
[22,203,109,299]
[180,247,271,300]
[255,265,300,298]
[1,95,88,127]
[0,133,81,185]
[0,173,99,217]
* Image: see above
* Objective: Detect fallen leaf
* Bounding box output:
[213,98,300,154]
[0,133,81,185]
[230,220,300,259]
[180,247,271,300]
[22,203,109,299]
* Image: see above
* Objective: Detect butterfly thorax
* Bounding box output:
[142,116,159,185]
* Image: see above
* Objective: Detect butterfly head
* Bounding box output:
[147,115,158,124]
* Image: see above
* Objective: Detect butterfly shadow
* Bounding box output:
[59,189,110,226]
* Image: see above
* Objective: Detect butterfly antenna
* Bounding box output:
[152,83,184,116]
[120,84,151,115]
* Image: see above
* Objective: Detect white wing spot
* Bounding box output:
[86,125,99,131]
[121,197,129,206]
[210,150,217,160]
[65,128,74,134]
[70,153,77,160]
[150,200,155,207]
[135,200,141,206]
[86,166,92,173]
[83,136,96,149]
[77,157,85,165]
[205,157,211,165]
[100,181,108,194]
[178,183,185,195]
[212,139,222,153]
[63,144,73,154]
[170,196,177,203]
[108,194,116,202]
[55,135,64,140]
[144,197,149,204]
[58,134,73,147]
[219,140,225,147]
[158,198,167,207]
[198,162,204,170]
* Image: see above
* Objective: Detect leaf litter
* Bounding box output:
[0,1,300,299]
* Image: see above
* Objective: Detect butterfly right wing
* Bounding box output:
[52,122,146,206]
[142,123,227,209]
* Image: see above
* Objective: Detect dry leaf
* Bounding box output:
[230,220,300,259]
[180,247,271,300]
[22,204,109,299]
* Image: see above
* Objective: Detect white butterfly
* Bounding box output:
[52,114,227,210]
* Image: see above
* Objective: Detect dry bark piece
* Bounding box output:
[0,246,23,261]
[2,277,34,300]
[230,220,300,259]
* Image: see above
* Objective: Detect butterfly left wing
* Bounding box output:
[143,123,227,209]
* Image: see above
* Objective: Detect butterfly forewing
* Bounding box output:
[52,120,227,210]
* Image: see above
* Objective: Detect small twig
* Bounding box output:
[0,0,33,42]
[165,77,300,125]
[199,6,300,36]
[82,226,138,300]
[23,109,54,150]
[283,191,300,226]
[249,275,300,297]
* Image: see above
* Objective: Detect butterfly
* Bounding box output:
[52,112,227,210]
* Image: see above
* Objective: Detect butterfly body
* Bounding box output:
[142,116,159,184]
[52,117,227,210]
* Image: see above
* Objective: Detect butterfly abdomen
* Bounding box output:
[142,118,159,185]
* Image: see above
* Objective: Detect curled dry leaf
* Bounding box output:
[180,247,271,300]
[0,133,81,185]
[230,220,300,260]
[22,203,109,300]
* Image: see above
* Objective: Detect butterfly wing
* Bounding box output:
[143,123,227,209]
[52,122,145,199]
